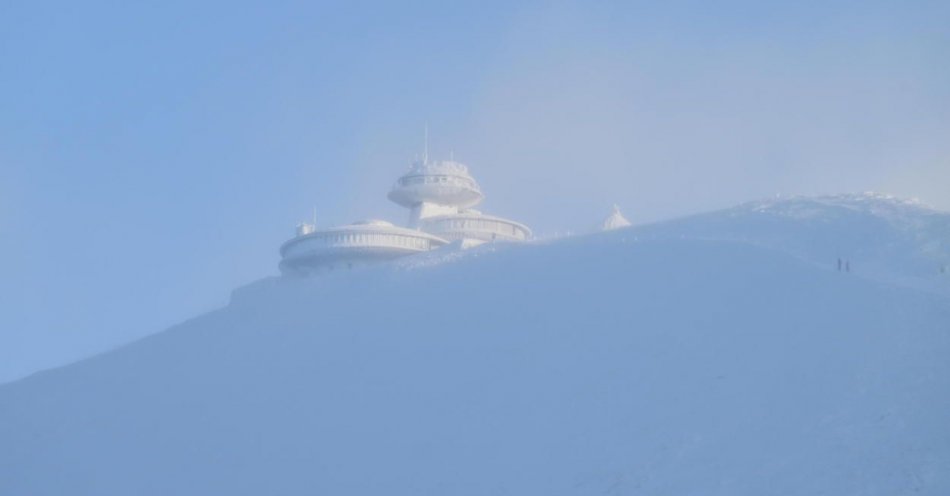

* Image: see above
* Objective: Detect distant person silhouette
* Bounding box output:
[837,258,842,272]
[846,261,851,273]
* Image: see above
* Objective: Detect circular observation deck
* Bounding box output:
[279,220,448,275]
[387,160,484,209]
[418,211,531,244]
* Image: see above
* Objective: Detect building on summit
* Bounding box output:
[387,157,531,247]
[279,146,531,275]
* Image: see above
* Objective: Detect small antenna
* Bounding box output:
[423,123,429,164]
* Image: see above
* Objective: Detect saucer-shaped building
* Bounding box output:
[279,153,530,275]
[279,220,447,275]
[389,159,531,245]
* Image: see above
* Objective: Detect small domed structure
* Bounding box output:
[279,219,447,275]
[602,205,631,231]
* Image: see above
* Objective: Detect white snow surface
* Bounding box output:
[2,194,949,495]
[635,192,950,298]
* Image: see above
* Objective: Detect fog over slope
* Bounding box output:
[1,196,949,495]
[635,193,950,298]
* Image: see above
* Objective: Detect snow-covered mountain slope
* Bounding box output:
[2,225,949,495]
[634,193,950,298]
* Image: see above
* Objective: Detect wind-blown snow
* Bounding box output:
[635,193,950,298]
[1,196,949,495]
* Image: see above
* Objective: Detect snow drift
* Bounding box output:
[1,195,949,495]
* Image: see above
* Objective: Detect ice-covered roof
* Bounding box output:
[352,219,395,227]
[405,159,473,177]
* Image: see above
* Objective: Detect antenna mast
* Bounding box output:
[423,123,429,164]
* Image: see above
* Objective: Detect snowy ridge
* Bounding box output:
[746,192,932,217]
[633,193,950,298]
[1,195,949,495]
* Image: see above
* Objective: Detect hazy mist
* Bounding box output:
[1,0,947,382]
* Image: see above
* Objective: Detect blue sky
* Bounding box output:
[1,0,948,382]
